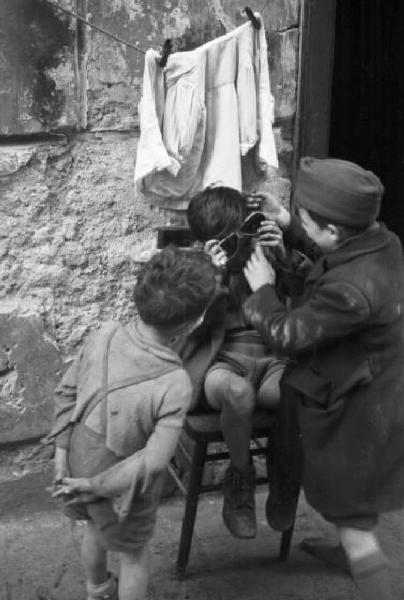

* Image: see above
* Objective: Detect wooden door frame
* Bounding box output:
[294,0,337,168]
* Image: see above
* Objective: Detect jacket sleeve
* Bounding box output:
[134,50,181,185]
[272,246,313,300]
[283,214,322,262]
[243,280,371,356]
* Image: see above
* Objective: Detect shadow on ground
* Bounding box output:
[1,469,403,600]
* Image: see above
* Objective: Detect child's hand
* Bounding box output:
[51,477,98,504]
[258,219,287,260]
[204,239,228,269]
[244,243,276,291]
[54,446,70,484]
[245,193,262,211]
[248,192,291,230]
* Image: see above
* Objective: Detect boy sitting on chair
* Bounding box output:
[185,186,289,540]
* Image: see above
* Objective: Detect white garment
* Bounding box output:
[134,14,278,210]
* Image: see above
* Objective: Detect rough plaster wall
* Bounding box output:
[0,0,301,444]
[0,0,78,134]
[0,134,167,353]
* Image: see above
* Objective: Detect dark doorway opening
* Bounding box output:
[329,0,404,242]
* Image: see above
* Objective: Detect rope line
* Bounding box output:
[47,2,258,57]
[46,0,146,55]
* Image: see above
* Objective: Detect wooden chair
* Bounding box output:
[170,410,297,578]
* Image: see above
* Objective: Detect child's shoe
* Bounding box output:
[87,573,118,600]
[222,463,257,539]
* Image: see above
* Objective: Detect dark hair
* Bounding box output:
[305,208,367,241]
[187,187,251,309]
[134,245,216,328]
[187,187,247,241]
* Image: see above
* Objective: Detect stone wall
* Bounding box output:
[0,0,301,445]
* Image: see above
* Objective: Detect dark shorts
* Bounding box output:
[206,330,288,389]
[64,422,163,553]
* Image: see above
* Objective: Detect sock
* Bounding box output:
[86,573,117,599]
[350,551,393,600]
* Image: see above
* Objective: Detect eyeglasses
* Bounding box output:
[218,212,266,258]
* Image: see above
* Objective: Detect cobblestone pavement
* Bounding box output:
[1,469,403,600]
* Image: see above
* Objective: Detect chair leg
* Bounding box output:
[176,440,207,579]
[279,520,295,561]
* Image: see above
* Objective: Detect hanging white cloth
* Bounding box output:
[134,13,278,210]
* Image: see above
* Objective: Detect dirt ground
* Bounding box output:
[1,467,404,600]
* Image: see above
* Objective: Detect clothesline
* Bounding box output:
[46,0,146,55]
[46,1,260,61]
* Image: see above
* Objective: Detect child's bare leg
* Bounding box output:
[82,521,108,585]
[118,545,149,600]
[204,369,257,538]
[205,369,255,471]
[339,527,392,600]
[82,521,117,599]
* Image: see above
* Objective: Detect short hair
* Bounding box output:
[134,245,216,328]
[304,207,367,241]
[187,186,247,241]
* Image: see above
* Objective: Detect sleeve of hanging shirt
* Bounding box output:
[255,13,278,170]
[134,50,181,184]
[237,24,258,155]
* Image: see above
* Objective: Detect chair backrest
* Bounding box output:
[156,226,196,249]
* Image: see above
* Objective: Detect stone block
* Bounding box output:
[0,308,63,444]
[0,146,38,177]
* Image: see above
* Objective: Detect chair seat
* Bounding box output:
[184,410,275,443]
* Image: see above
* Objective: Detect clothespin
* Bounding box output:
[159,39,172,68]
[244,7,261,30]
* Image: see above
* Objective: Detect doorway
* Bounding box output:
[329,0,404,242]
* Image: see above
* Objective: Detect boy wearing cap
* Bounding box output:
[243,157,404,600]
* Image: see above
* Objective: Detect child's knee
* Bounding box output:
[205,369,255,414]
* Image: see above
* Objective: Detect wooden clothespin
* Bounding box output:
[244,7,261,30]
[159,39,172,68]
